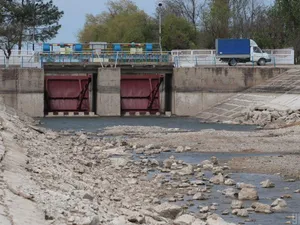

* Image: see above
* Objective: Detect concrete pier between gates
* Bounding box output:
[0,68,44,117]
[97,68,121,116]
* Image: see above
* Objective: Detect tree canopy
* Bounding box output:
[77,0,300,62]
[0,0,63,62]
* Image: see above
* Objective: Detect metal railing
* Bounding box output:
[172,49,295,67]
[0,48,295,68]
[39,51,172,65]
[0,55,41,68]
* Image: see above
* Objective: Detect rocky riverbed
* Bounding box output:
[1,105,300,225]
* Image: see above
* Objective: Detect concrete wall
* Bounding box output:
[97,68,121,116]
[0,68,44,117]
[172,67,288,116]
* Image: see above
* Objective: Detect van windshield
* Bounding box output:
[253,47,262,53]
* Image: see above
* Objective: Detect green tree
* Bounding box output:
[162,14,197,50]
[0,0,63,63]
[201,0,230,48]
[78,0,156,43]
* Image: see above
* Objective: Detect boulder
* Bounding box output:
[251,202,272,214]
[163,159,173,169]
[153,202,182,219]
[222,188,238,198]
[176,146,185,153]
[224,179,236,186]
[207,214,236,225]
[193,193,208,200]
[128,215,146,224]
[178,164,194,175]
[209,173,224,184]
[190,180,205,186]
[211,156,219,165]
[201,160,214,170]
[238,188,258,200]
[236,183,256,189]
[174,214,196,225]
[260,179,275,188]
[271,198,287,211]
[231,200,243,209]
[199,206,209,213]
[232,209,248,217]
[185,146,192,151]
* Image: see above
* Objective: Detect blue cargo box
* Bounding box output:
[216,39,250,56]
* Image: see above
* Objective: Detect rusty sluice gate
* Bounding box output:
[121,74,163,114]
[44,75,91,113]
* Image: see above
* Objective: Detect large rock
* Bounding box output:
[222,188,238,198]
[163,158,174,169]
[238,188,258,200]
[193,192,208,200]
[175,146,185,152]
[153,202,182,219]
[236,183,256,189]
[207,214,236,225]
[260,179,275,188]
[271,198,287,211]
[174,214,196,225]
[231,200,243,209]
[178,164,194,175]
[224,179,236,186]
[232,209,248,217]
[209,173,224,184]
[251,202,272,214]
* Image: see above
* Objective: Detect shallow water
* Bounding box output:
[139,152,300,225]
[40,117,257,132]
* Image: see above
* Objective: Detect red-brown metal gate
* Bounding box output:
[45,75,91,113]
[121,74,163,113]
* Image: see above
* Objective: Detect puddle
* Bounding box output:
[133,151,282,165]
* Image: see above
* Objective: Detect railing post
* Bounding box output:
[21,56,23,68]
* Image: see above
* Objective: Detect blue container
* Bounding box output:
[145,43,153,52]
[43,43,51,52]
[216,39,250,55]
[74,44,82,52]
[113,44,121,52]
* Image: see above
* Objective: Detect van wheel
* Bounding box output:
[228,58,237,66]
[258,58,266,66]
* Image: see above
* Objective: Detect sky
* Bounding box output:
[51,0,157,43]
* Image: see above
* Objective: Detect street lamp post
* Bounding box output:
[32,0,36,51]
[158,2,163,61]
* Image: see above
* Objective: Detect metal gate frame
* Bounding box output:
[121,74,163,113]
[45,75,91,113]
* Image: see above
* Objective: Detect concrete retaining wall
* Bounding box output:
[97,68,121,116]
[0,68,44,117]
[172,67,289,116]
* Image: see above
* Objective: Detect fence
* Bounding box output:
[0,48,295,68]
[39,51,171,65]
[171,49,295,67]
[0,50,41,68]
